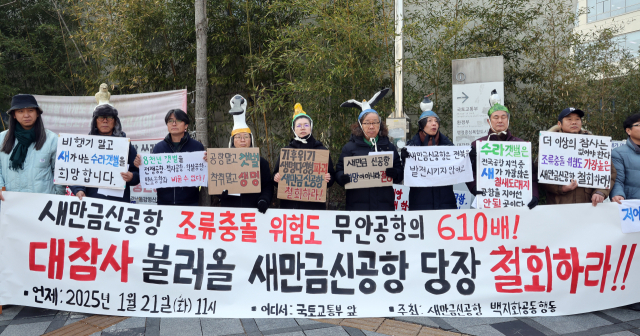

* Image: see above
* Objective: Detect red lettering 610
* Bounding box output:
[437,213,520,241]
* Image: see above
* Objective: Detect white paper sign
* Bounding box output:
[392,184,409,211]
[54,134,130,189]
[452,82,504,146]
[619,200,640,233]
[538,131,612,189]
[476,141,533,208]
[140,151,207,188]
[130,139,161,204]
[454,190,473,209]
[612,140,627,150]
[404,146,473,187]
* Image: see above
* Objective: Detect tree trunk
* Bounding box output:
[195,0,210,206]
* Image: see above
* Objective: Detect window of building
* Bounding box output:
[615,30,640,56]
[587,0,640,23]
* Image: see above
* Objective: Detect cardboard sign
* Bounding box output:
[207,148,261,195]
[140,151,207,188]
[277,148,329,203]
[344,154,393,189]
[538,131,612,189]
[403,146,473,187]
[54,133,130,189]
[476,141,533,208]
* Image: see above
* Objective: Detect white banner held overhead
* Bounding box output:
[36,89,187,140]
[54,134,130,189]
[140,151,207,188]
[404,146,473,187]
[1,192,640,318]
[538,131,612,189]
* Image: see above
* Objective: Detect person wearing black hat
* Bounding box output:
[541,107,616,206]
[0,94,65,201]
[69,104,140,203]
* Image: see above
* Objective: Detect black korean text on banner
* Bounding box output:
[403,146,473,187]
[538,131,612,189]
[344,154,393,190]
[207,148,261,195]
[55,134,130,189]
[277,149,329,203]
[130,139,161,204]
[140,151,207,189]
[476,141,533,208]
[1,191,639,318]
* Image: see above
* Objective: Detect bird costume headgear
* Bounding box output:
[228,94,254,148]
[486,89,510,137]
[418,96,440,124]
[340,88,390,151]
[291,103,313,144]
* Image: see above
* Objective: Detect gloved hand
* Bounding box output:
[219,190,229,199]
[257,199,269,214]
[400,147,409,161]
[339,174,351,185]
[527,196,539,210]
[385,167,399,179]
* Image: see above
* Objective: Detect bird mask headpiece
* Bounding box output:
[228,94,254,148]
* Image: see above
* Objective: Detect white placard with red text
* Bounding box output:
[1,191,639,318]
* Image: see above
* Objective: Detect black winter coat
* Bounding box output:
[152,133,204,206]
[405,132,457,210]
[336,135,403,211]
[272,135,335,210]
[220,157,273,209]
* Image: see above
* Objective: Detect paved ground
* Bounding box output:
[3,305,640,335]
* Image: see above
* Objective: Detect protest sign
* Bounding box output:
[344,154,393,190]
[538,131,612,189]
[619,200,640,233]
[454,190,473,209]
[54,134,130,189]
[1,192,640,318]
[140,152,207,188]
[404,146,473,187]
[476,141,533,208]
[393,184,409,211]
[277,148,329,203]
[130,139,161,204]
[207,148,261,195]
[612,140,627,150]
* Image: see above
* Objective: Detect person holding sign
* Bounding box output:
[0,94,65,201]
[217,95,273,213]
[612,113,640,204]
[70,104,140,203]
[466,95,539,209]
[541,108,616,206]
[336,89,403,210]
[272,103,334,209]
[400,104,457,210]
[133,109,204,206]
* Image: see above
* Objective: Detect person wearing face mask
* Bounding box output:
[272,103,335,210]
[466,100,540,209]
[216,94,273,214]
[542,107,616,206]
[400,106,457,210]
[335,90,403,211]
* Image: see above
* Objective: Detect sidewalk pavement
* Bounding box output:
[3,305,640,336]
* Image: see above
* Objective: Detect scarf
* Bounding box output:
[293,133,312,146]
[292,134,316,149]
[419,130,440,146]
[629,137,640,154]
[10,123,36,171]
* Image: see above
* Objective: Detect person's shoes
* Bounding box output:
[626,303,640,311]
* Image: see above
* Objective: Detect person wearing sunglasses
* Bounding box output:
[272,103,335,210]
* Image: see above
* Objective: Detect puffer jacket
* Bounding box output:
[542,125,616,204]
[612,138,640,200]
[405,132,458,210]
[336,135,403,211]
[0,129,65,195]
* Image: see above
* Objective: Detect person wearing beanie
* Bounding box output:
[272,103,335,210]
[335,89,403,211]
[400,97,457,210]
[217,94,273,214]
[69,104,140,203]
[465,92,540,209]
[0,94,65,201]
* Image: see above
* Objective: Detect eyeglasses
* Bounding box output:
[97,116,114,121]
[234,135,251,140]
[362,122,380,127]
[632,123,640,128]
[167,119,184,125]
[295,123,310,129]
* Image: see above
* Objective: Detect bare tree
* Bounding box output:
[195,0,210,206]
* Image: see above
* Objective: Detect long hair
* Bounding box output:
[1,113,47,154]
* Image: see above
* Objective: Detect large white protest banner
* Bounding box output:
[130,139,161,204]
[538,131,612,189]
[1,192,639,318]
[476,141,533,208]
[612,140,627,150]
[404,146,472,187]
[36,89,187,140]
[54,134,130,189]
[140,151,207,188]
[619,200,640,233]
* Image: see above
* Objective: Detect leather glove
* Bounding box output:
[401,147,409,161]
[385,167,399,179]
[219,190,229,199]
[339,174,351,185]
[257,199,269,214]
[527,196,539,210]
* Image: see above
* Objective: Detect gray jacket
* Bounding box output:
[612,138,640,200]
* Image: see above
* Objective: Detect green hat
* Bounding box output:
[488,103,509,116]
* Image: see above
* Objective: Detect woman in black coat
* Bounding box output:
[335,108,403,211]
[273,103,335,210]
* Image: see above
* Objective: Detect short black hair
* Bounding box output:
[165,109,190,125]
[623,113,640,130]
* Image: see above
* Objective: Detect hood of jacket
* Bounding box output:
[547,124,593,135]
